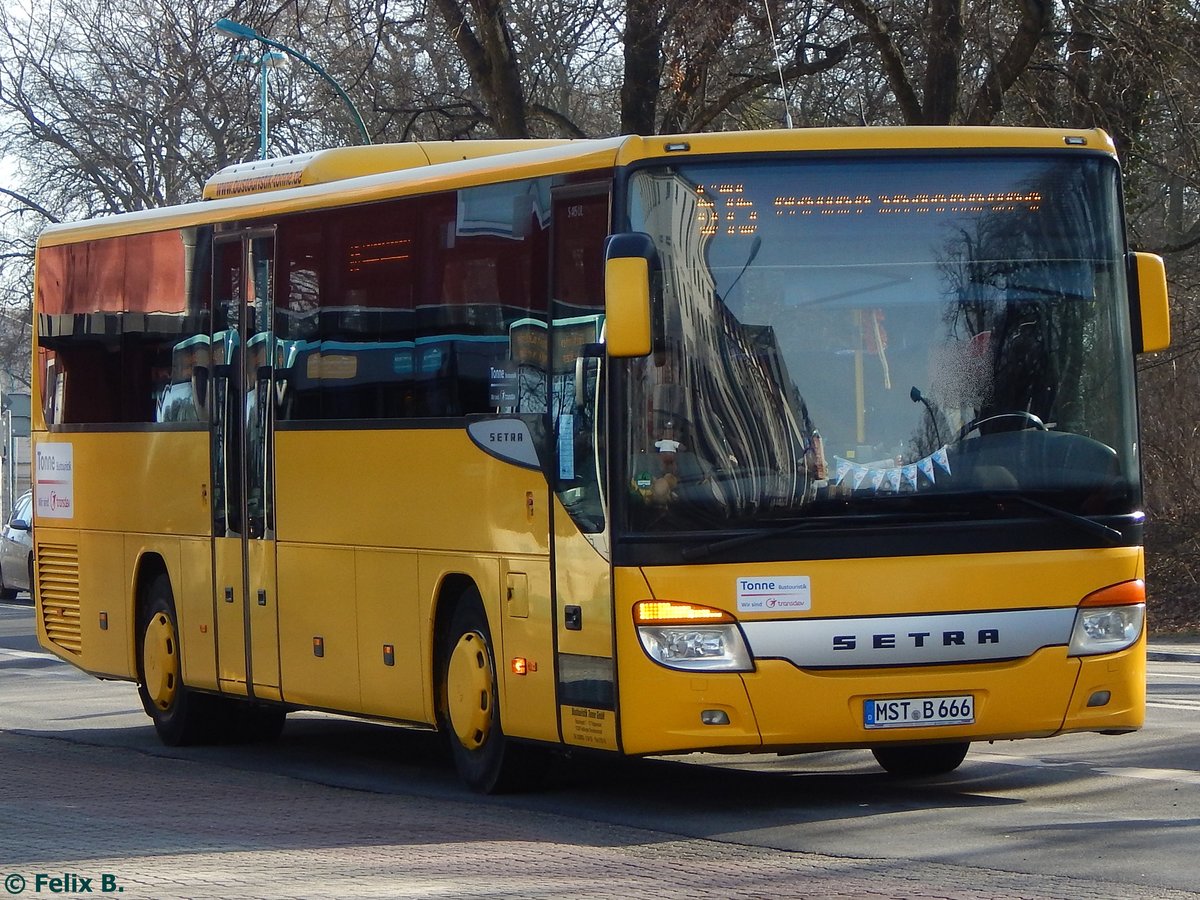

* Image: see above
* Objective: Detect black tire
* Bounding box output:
[136,573,226,746]
[872,742,970,777]
[436,589,547,793]
[0,583,15,601]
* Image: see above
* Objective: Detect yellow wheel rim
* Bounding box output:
[446,631,493,750]
[143,611,179,712]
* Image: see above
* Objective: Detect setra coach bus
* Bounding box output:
[31,127,1169,791]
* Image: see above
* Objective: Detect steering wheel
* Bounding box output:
[956,411,1047,442]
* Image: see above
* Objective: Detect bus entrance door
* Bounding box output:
[211,232,282,702]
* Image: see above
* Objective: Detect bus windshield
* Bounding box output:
[620,154,1139,534]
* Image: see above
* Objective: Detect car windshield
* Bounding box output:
[619,153,1139,534]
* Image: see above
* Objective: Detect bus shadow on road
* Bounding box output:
[20,709,1144,837]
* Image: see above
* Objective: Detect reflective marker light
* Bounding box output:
[1068,580,1146,657]
[634,601,752,672]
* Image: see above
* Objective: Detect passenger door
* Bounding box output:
[211,231,281,701]
[548,184,619,751]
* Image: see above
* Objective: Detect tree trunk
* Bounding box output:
[621,0,662,134]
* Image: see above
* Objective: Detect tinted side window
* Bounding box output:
[38,228,212,426]
[276,180,552,422]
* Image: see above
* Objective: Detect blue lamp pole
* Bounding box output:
[213,17,372,150]
[242,49,288,159]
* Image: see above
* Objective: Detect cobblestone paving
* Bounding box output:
[0,732,1195,900]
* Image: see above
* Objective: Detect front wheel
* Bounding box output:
[437,591,547,793]
[872,742,970,777]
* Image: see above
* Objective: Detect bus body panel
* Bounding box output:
[615,548,1143,755]
[741,653,1076,749]
[354,547,424,722]
[497,555,559,743]
[33,431,209,536]
[32,431,208,679]
[71,530,128,678]
[552,505,618,749]
[274,428,549,555]
[177,534,218,691]
[276,543,362,712]
[630,548,1141,619]
[1063,644,1146,733]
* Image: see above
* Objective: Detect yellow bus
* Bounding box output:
[31,128,1170,792]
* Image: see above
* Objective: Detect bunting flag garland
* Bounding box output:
[835,458,854,484]
[833,446,953,493]
[917,456,936,483]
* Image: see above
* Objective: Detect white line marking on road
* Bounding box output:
[0,647,56,661]
[1147,699,1200,711]
[979,752,1200,785]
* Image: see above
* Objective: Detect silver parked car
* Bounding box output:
[0,490,32,599]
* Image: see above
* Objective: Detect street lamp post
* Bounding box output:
[237,49,288,160]
[214,17,372,150]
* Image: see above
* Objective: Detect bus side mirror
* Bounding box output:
[1131,251,1170,353]
[604,233,656,358]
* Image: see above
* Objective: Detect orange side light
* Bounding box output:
[1080,579,1145,607]
[634,600,734,625]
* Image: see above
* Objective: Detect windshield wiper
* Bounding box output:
[987,493,1124,545]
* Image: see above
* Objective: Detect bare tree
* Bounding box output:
[831,0,1053,124]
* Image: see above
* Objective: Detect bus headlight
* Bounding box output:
[1068,581,1145,657]
[633,600,754,672]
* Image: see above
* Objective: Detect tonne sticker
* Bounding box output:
[736,576,811,612]
[35,442,74,519]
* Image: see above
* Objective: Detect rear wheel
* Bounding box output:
[872,742,970,777]
[137,573,225,746]
[437,590,547,793]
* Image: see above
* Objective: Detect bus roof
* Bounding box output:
[38,127,1115,248]
[201,140,575,200]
